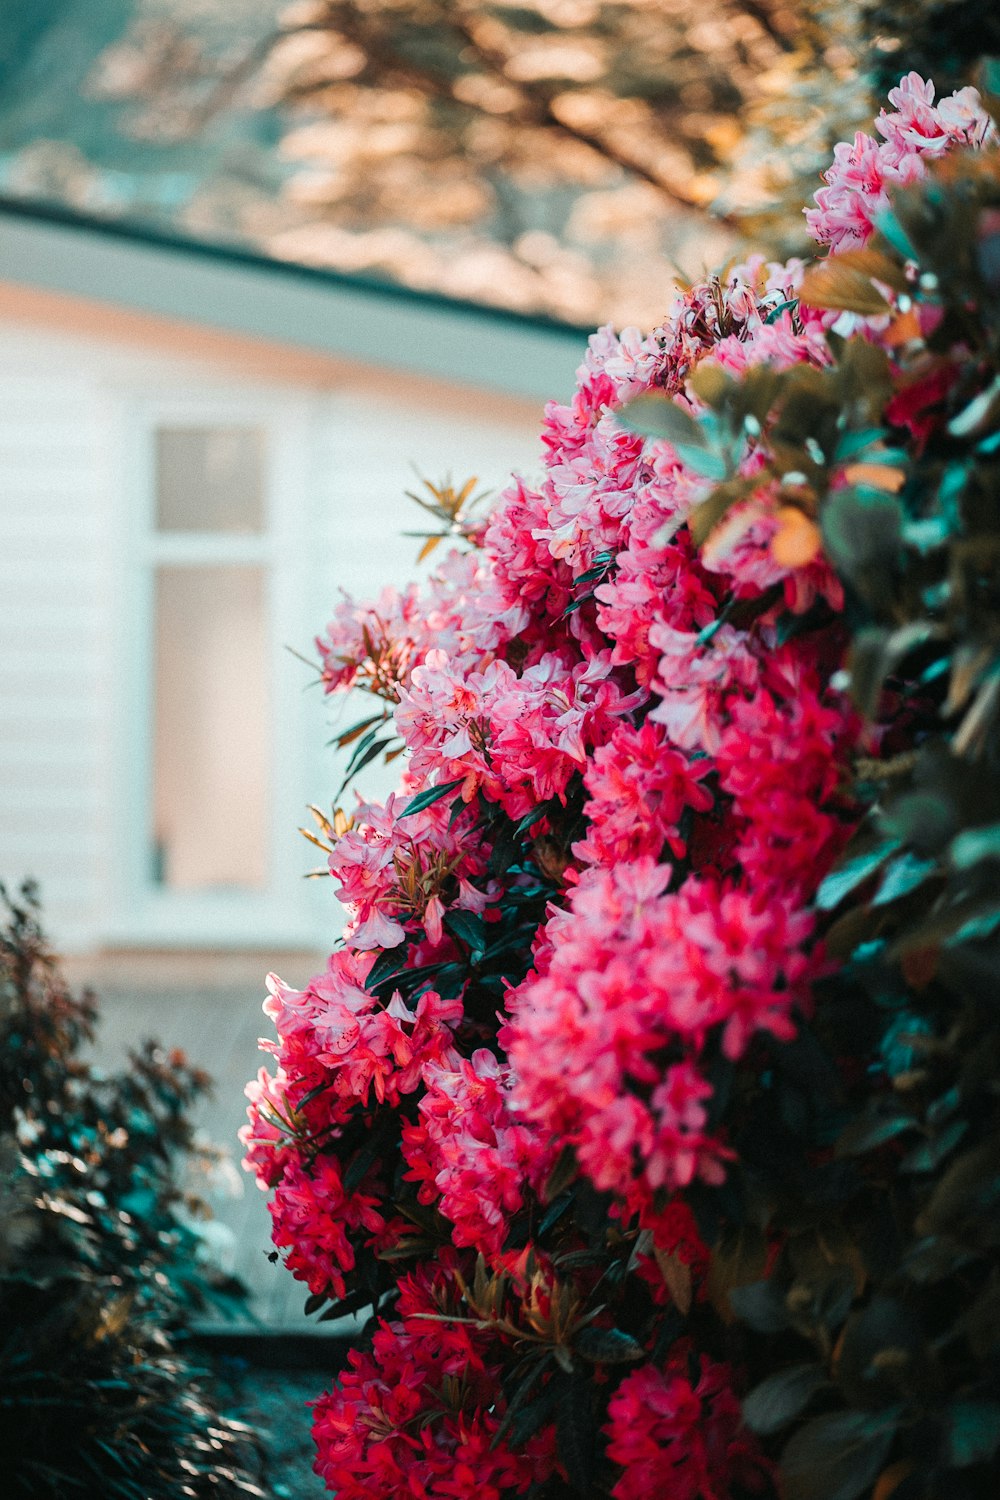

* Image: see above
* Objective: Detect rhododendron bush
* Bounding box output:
[245,72,1000,1500]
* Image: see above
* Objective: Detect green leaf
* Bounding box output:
[834,427,887,462]
[947,1397,1000,1467]
[365,942,412,991]
[617,392,708,446]
[690,476,758,546]
[848,621,935,722]
[400,778,466,818]
[781,1409,900,1500]
[556,1375,594,1493]
[729,1279,789,1333]
[506,1381,560,1449]
[340,734,396,787]
[490,1354,554,1451]
[543,1146,578,1202]
[900,1119,967,1174]
[443,909,487,963]
[950,823,1000,870]
[574,552,615,585]
[574,1326,645,1364]
[821,488,904,579]
[872,852,939,907]
[875,207,919,261]
[880,792,955,855]
[334,711,388,749]
[743,1364,827,1436]
[816,839,902,911]
[764,298,799,325]
[675,444,729,480]
[835,1109,917,1157]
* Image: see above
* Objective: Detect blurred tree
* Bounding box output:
[18,2,1000,325]
[92,0,872,325]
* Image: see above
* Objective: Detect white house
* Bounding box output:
[0,198,587,956]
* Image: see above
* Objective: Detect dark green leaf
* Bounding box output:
[836,1109,917,1158]
[556,1375,595,1495]
[781,1408,900,1500]
[574,1326,644,1365]
[334,711,387,749]
[574,552,614,585]
[743,1364,827,1436]
[365,942,411,991]
[901,1120,968,1174]
[764,298,799,325]
[543,1146,578,1202]
[729,1279,789,1333]
[443,909,487,963]
[538,1191,573,1237]
[490,1354,554,1450]
[821,488,904,579]
[835,1297,923,1401]
[400,778,466,817]
[947,1397,1000,1467]
[506,1381,560,1449]
[341,735,395,786]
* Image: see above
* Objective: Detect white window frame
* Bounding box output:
[104,381,330,949]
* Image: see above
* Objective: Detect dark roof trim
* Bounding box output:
[0,192,593,340]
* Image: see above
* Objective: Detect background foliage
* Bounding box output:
[0,883,267,1500]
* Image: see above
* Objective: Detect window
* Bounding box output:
[145,422,272,902]
[107,388,330,948]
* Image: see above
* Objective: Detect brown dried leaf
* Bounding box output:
[655,1248,693,1316]
[799,254,895,315]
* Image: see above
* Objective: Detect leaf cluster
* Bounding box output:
[0,884,268,1500]
[692,142,1000,1500]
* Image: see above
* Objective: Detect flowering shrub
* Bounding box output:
[247,72,1000,1500]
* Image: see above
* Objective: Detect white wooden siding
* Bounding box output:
[0,312,545,951]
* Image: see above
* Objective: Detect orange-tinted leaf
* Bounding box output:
[873,1461,916,1500]
[901,945,940,990]
[842,463,906,493]
[883,307,922,347]
[772,507,823,567]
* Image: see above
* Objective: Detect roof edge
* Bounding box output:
[0,192,595,342]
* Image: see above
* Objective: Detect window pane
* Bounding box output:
[152,566,269,891]
[155,427,265,534]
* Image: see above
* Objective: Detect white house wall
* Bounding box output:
[0,312,551,952]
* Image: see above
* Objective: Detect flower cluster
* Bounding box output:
[604,1354,771,1500]
[311,1262,559,1500]
[246,74,992,1499]
[806,71,995,249]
